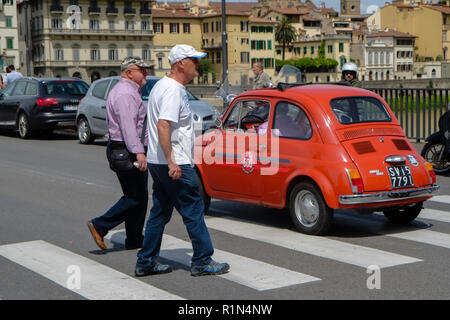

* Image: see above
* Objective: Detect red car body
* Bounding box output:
[194,84,439,235]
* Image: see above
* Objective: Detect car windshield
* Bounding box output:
[43,81,89,96]
[141,79,198,101]
[330,97,391,124]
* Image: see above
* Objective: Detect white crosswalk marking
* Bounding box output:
[419,208,450,223]
[0,240,183,300]
[205,217,422,268]
[106,230,320,291]
[430,195,450,205]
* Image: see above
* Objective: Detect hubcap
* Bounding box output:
[79,120,89,141]
[19,115,27,137]
[294,190,319,227]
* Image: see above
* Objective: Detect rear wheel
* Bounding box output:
[382,202,423,224]
[17,113,32,139]
[421,141,450,175]
[289,182,333,235]
[77,117,95,144]
[195,170,211,215]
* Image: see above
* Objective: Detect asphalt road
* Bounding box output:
[1,131,450,304]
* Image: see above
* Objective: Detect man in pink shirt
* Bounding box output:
[87,57,150,251]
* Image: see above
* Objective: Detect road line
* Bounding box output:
[429,195,450,205]
[0,240,183,300]
[106,231,320,291]
[204,217,421,269]
[419,208,450,223]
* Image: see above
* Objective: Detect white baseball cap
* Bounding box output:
[168,44,207,65]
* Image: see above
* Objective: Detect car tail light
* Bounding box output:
[37,98,59,106]
[424,162,437,184]
[346,168,363,194]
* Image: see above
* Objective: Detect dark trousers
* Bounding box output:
[92,168,149,247]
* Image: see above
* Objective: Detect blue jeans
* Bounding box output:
[136,164,214,268]
[92,168,148,247]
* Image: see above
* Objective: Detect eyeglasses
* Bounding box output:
[183,57,199,64]
[128,67,148,75]
[343,72,354,76]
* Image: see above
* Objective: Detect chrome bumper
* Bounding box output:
[339,185,440,205]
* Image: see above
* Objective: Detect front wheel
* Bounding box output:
[382,202,423,224]
[421,141,450,174]
[289,182,333,235]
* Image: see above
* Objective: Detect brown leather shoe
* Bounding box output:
[87,221,107,250]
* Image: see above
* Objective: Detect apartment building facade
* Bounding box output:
[0,0,20,75]
[17,0,154,83]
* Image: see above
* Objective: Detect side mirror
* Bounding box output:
[215,117,222,128]
[216,80,221,90]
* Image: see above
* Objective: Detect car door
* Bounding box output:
[0,82,17,125]
[89,79,111,132]
[3,81,26,123]
[205,99,270,197]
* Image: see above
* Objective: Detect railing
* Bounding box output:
[31,28,154,36]
[367,88,450,142]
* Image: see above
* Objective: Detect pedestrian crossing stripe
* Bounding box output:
[204,215,422,268]
[0,240,183,300]
[430,195,450,206]
[419,208,450,224]
[105,231,321,291]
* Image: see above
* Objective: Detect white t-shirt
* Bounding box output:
[146,76,194,165]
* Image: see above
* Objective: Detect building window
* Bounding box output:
[303,47,307,54]
[240,21,248,32]
[158,57,163,69]
[125,21,135,31]
[153,23,163,33]
[89,20,100,31]
[268,40,272,50]
[142,48,151,60]
[216,51,221,64]
[339,42,344,52]
[170,23,179,34]
[51,18,63,30]
[141,21,150,31]
[73,47,79,61]
[6,38,13,49]
[240,52,250,63]
[108,48,118,60]
[203,23,209,33]
[55,47,64,61]
[183,23,191,33]
[6,17,12,27]
[216,21,221,32]
[91,48,101,60]
[109,20,115,32]
[327,45,333,53]
[311,46,314,54]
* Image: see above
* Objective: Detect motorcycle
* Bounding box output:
[421,108,450,174]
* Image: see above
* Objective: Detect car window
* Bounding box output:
[92,80,110,100]
[330,97,391,124]
[0,82,16,97]
[140,79,159,99]
[11,81,27,96]
[273,102,312,139]
[43,81,89,96]
[223,99,270,133]
[186,89,198,101]
[106,79,119,98]
[25,82,38,96]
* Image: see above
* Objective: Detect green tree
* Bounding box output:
[198,58,212,84]
[275,17,296,61]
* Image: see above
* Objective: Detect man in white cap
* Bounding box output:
[135,44,230,277]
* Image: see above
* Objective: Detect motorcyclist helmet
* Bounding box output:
[342,62,358,78]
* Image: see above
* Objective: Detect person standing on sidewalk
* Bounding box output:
[135,44,230,277]
[87,57,150,251]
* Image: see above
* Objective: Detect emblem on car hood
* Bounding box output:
[241,151,256,174]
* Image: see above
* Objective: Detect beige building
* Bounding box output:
[18,0,155,83]
[367,1,450,62]
[0,0,20,76]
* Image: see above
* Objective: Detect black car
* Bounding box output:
[0,78,89,138]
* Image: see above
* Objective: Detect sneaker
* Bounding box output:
[191,260,230,277]
[135,263,173,277]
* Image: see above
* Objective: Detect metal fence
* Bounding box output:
[366,88,450,142]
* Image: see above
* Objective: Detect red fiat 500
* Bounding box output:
[194,83,439,235]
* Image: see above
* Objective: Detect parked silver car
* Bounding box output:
[76,76,220,144]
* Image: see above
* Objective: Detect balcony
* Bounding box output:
[50,5,64,14]
[88,6,101,15]
[33,60,155,68]
[32,28,154,38]
[124,8,136,16]
[106,7,118,16]
[140,8,152,16]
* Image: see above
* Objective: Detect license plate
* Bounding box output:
[386,165,414,188]
[64,105,78,111]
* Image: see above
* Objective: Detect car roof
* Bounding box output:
[21,77,88,83]
[238,84,380,106]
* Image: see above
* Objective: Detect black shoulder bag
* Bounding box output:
[106,117,147,173]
